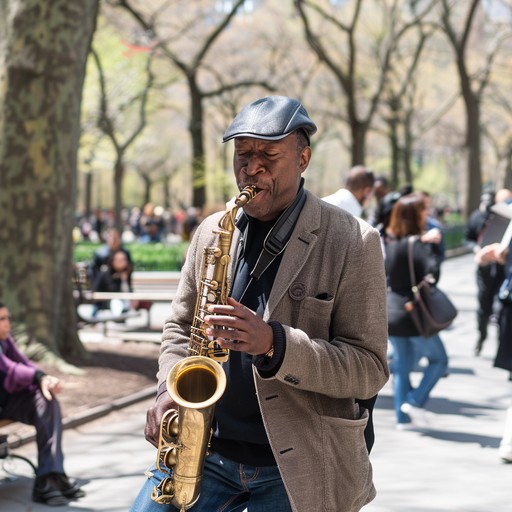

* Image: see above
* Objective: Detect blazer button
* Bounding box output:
[284,374,300,385]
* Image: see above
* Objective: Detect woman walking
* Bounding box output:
[385,192,449,429]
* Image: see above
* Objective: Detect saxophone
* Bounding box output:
[151,185,259,511]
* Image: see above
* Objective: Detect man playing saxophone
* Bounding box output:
[131,96,389,512]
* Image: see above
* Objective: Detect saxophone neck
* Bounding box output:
[217,185,259,235]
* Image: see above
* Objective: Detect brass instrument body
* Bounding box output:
[152,186,259,511]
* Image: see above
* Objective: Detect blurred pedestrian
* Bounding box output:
[88,227,132,284]
[385,192,449,430]
[139,219,161,243]
[367,175,391,227]
[474,209,512,463]
[0,303,85,505]
[466,190,512,355]
[322,165,375,218]
[422,191,446,263]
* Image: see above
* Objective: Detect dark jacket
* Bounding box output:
[495,240,512,371]
[385,236,440,337]
[92,268,133,294]
[92,268,133,312]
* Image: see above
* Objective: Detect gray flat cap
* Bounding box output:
[223,96,317,144]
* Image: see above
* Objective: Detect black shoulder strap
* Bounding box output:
[407,236,418,288]
[251,183,306,280]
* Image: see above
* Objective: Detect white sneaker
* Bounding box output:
[400,403,430,428]
[499,444,512,463]
[396,422,418,431]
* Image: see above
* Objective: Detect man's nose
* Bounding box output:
[244,156,265,176]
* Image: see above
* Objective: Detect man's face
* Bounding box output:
[233,133,310,222]
[0,307,11,340]
[374,181,389,201]
[361,186,374,207]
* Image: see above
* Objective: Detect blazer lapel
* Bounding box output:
[226,191,321,319]
[265,191,320,319]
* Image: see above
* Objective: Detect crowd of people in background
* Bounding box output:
[74,202,203,246]
[75,176,458,249]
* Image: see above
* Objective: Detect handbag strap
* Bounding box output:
[407,236,418,290]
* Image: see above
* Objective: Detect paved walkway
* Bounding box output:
[1,252,511,511]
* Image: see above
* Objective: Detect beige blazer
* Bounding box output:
[159,191,389,512]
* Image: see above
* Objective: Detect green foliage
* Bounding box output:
[443,224,466,250]
[74,241,188,271]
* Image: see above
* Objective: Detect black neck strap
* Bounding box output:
[235,180,306,282]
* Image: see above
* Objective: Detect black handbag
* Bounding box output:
[406,237,458,338]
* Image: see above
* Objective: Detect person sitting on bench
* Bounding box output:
[92,249,140,315]
[0,302,85,506]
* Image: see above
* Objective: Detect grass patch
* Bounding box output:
[74,241,188,271]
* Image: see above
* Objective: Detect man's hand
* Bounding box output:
[203,297,274,356]
[145,392,177,448]
[40,375,62,401]
[421,228,442,245]
[475,243,508,266]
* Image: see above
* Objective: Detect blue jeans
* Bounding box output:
[130,451,292,512]
[389,333,448,424]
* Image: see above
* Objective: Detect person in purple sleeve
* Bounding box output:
[0,303,85,506]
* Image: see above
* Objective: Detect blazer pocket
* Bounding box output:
[320,413,373,511]
[300,296,334,318]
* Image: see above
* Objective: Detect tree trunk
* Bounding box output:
[0,0,98,359]
[143,175,151,206]
[351,120,367,166]
[504,141,512,190]
[189,80,206,208]
[162,176,170,210]
[403,109,414,186]
[388,109,400,188]
[85,171,93,220]
[114,157,124,232]
[463,93,482,218]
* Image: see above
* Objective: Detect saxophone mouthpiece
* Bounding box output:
[236,185,260,206]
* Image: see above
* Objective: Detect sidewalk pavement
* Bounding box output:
[1,252,511,511]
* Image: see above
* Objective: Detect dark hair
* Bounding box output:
[107,250,132,273]
[295,129,309,154]
[388,192,426,238]
[346,166,375,192]
[399,183,414,196]
[0,303,4,309]
[374,175,389,187]
[376,191,402,230]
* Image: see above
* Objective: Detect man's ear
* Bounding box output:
[299,146,311,172]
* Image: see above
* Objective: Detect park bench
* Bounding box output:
[0,419,37,480]
[73,264,180,336]
[73,263,143,335]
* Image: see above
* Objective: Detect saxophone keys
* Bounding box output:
[151,477,175,504]
[162,410,180,439]
[162,446,178,468]
[207,340,229,362]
